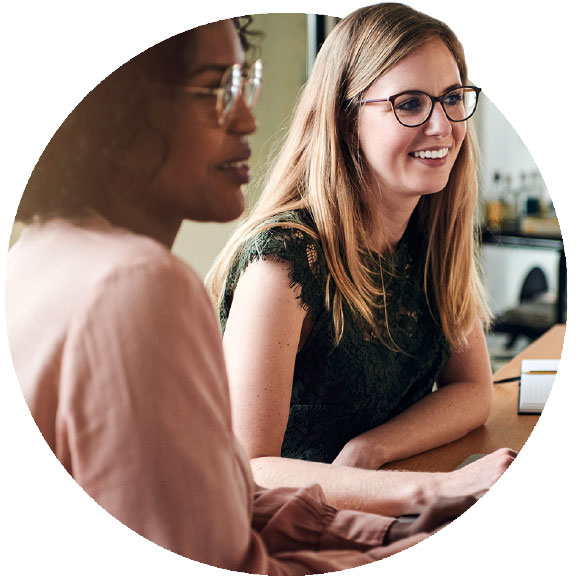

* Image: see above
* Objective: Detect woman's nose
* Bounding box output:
[224,98,258,135]
[423,101,452,136]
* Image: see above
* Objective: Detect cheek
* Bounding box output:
[163,104,220,167]
[454,123,467,151]
[358,124,409,166]
[168,131,212,175]
[379,124,416,159]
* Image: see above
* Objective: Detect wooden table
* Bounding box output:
[383,324,566,473]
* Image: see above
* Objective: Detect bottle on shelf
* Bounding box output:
[501,173,517,229]
[485,171,503,230]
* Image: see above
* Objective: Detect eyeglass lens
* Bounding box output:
[219,60,262,122]
[393,87,478,127]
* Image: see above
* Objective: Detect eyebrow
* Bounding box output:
[441,83,464,93]
[399,83,464,95]
[190,64,231,76]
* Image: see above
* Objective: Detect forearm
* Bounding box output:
[251,445,515,520]
[251,455,445,517]
[335,379,492,470]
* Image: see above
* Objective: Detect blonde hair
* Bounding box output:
[208,2,491,350]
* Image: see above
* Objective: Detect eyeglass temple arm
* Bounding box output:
[179,86,220,96]
[359,97,392,105]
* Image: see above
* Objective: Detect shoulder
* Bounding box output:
[76,226,206,320]
[237,210,325,277]
[78,218,200,291]
[222,211,328,321]
[7,218,221,412]
[10,216,192,280]
[61,224,224,380]
[10,217,209,334]
[245,210,319,251]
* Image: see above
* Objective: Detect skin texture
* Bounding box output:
[222,36,511,517]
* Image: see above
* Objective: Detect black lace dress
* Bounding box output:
[219,211,451,463]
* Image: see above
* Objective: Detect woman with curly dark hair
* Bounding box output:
[6,15,479,574]
[16,18,259,237]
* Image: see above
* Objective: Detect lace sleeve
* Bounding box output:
[220,222,328,329]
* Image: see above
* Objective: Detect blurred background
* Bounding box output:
[10,13,565,372]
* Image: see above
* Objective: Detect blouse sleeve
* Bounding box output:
[56,254,411,574]
[252,484,393,553]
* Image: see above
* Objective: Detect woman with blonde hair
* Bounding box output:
[209,3,514,516]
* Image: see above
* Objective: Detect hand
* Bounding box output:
[332,437,378,470]
[442,448,517,499]
[384,494,478,545]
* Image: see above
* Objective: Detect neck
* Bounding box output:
[367,195,420,254]
[93,195,182,249]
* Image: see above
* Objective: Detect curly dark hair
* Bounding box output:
[16,16,259,224]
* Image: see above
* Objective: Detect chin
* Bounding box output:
[213,196,246,223]
[226,193,246,221]
[192,184,246,223]
[418,176,452,196]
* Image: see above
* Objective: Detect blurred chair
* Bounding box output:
[491,267,555,349]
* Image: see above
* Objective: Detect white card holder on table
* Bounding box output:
[518,359,559,414]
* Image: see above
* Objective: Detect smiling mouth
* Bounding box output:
[221,160,249,170]
[411,147,449,159]
[219,160,251,184]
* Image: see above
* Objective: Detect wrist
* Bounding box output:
[404,474,442,514]
[334,436,381,469]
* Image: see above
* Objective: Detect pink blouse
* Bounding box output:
[6,217,426,574]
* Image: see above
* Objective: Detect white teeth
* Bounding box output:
[412,148,448,159]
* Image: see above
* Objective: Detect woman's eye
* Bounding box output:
[396,96,425,113]
[444,91,464,106]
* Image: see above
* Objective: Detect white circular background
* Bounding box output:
[1,1,575,576]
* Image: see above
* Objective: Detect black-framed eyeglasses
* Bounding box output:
[359,85,481,127]
[179,59,262,125]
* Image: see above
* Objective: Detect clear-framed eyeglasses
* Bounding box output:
[179,59,263,125]
[359,85,481,128]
